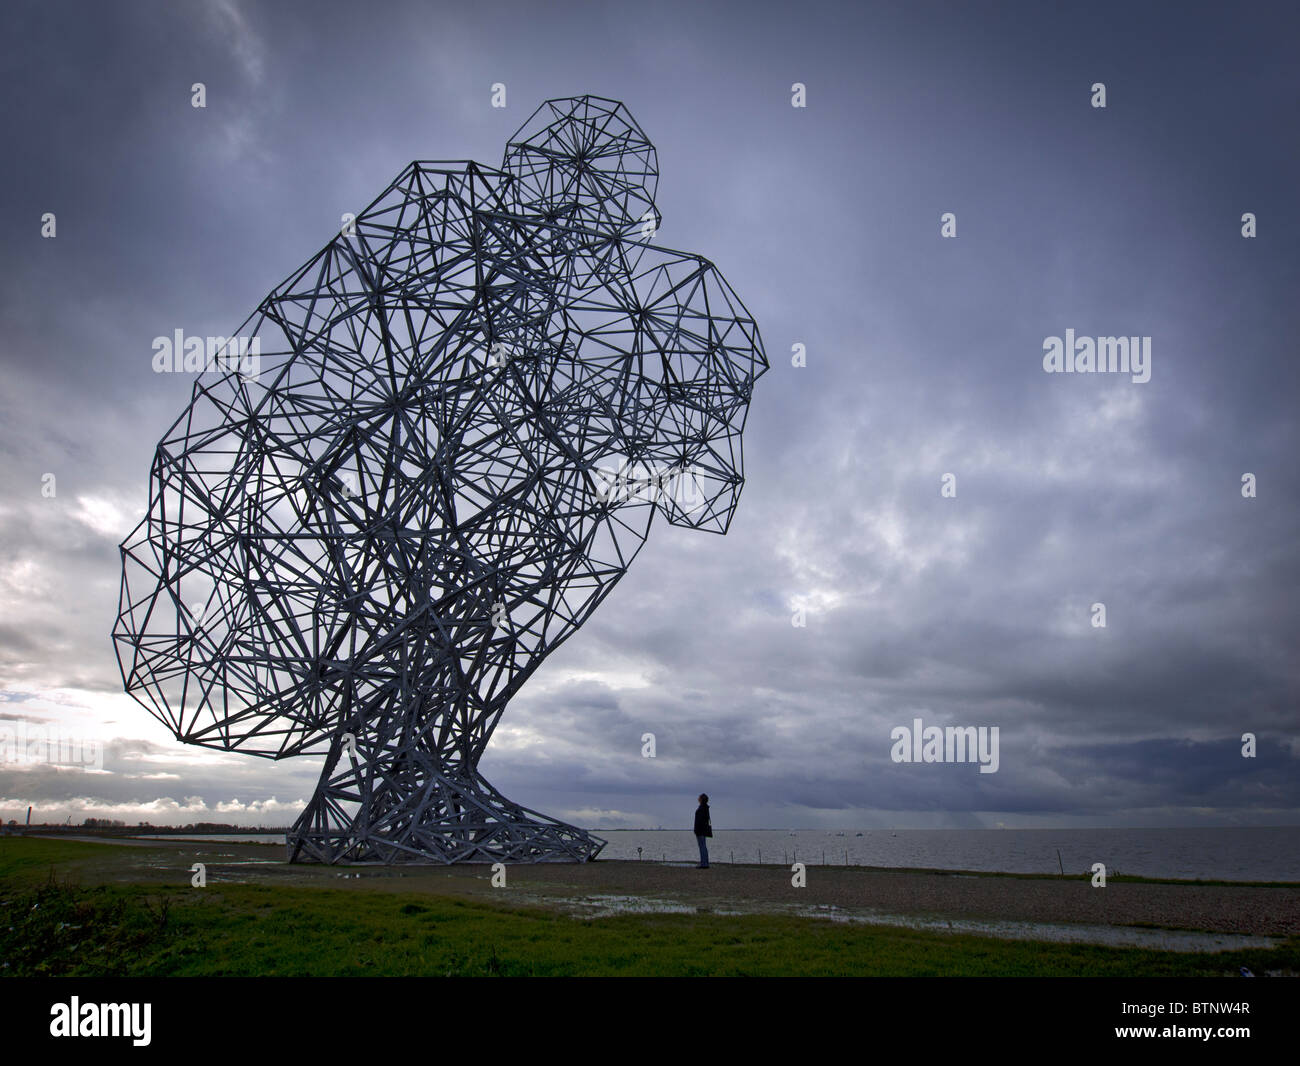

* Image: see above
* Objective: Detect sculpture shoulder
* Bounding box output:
[261,160,514,306]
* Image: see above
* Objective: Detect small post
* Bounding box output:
[1056,849,1064,876]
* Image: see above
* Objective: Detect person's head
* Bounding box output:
[698,793,708,804]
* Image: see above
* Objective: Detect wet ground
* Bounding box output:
[24,834,1299,953]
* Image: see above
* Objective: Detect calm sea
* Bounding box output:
[590,826,1300,882]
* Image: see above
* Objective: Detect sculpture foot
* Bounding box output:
[287,769,605,865]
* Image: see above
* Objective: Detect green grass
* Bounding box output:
[0,837,126,879]
[2,838,1296,977]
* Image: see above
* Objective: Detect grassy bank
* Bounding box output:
[2,838,1296,977]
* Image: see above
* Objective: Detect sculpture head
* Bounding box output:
[503,95,659,241]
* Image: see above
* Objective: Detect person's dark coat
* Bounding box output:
[693,803,712,838]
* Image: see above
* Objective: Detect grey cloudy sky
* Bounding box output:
[1,0,1296,830]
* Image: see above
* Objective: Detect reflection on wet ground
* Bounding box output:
[532,892,1278,953]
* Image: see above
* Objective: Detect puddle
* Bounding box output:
[525,893,744,918]
[785,903,1276,952]
[534,893,1275,952]
[563,894,696,916]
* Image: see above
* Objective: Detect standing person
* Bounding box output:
[693,793,712,868]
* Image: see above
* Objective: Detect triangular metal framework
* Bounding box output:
[113,96,767,864]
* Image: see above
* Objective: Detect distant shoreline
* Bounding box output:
[9,832,1296,889]
[7,825,1297,883]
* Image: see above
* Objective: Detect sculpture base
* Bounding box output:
[286,766,605,865]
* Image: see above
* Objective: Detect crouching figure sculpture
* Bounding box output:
[114,96,766,863]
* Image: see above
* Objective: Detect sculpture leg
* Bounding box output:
[287,731,605,864]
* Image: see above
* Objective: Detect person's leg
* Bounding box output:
[696,835,707,867]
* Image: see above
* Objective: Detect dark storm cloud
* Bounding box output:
[0,0,1295,829]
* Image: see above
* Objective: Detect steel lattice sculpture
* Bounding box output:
[114,96,767,863]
